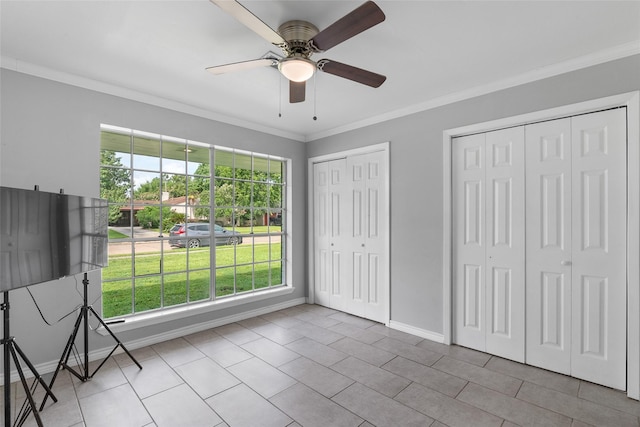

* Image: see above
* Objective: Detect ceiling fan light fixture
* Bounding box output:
[279,57,316,82]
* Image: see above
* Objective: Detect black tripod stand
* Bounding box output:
[41,272,142,408]
[3,290,57,427]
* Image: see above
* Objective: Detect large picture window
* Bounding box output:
[99,125,287,318]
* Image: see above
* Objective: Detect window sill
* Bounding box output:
[97,286,295,335]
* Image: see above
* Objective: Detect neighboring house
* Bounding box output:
[113,194,199,226]
[163,194,200,221]
[114,200,156,226]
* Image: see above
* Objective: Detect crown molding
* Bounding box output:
[0,56,307,143]
[3,40,639,144]
[304,40,640,142]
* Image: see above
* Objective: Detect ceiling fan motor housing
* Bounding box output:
[278,20,319,58]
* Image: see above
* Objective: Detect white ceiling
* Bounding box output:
[2,1,639,142]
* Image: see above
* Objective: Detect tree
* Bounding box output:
[192,164,211,220]
[214,181,237,224]
[100,150,131,224]
[269,171,283,209]
[165,174,188,198]
[191,164,210,194]
[135,206,183,232]
[187,162,284,225]
[134,176,162,201]
[134,174,192,201]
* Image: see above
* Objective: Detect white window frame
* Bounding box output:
[99,125,294,332]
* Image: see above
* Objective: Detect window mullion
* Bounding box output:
[210,146,216,301]
[159,139,164,310]
[129,130,136,315]
[251,154,255,292]
[185,142,190,304]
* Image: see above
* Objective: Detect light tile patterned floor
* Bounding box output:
[3,303,640,427]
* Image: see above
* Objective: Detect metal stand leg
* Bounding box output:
[42,273,142,409]
[3,291,57,427]
[4,292,10,427]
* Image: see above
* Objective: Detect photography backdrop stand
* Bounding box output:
[42,272,142,409]
[3,290,57,427]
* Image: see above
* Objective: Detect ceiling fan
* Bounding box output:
[207,0,387,103]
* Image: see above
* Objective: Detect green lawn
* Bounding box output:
[102,243,282,318]
[109,229,128,239]
[239,225,281,234]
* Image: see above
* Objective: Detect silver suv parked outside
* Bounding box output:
[169,223,242,248]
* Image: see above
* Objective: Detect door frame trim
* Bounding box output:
[307,142,391,325]
[442,91,640,398]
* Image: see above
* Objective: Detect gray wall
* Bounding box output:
[307,54,640,335]
[0,69,307,367]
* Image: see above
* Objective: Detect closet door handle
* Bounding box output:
[561,260,572,266]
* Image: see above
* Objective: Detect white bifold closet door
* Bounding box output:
[314,158,349,313]
[526,109,627,390]
[313,150,387,323]
[454,108,627,390]
[345,151,387,322]
[453,127,526,362]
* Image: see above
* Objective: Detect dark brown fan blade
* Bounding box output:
[290,80,306,103]
[206,58,276,75]
[210,0,287,46]
[309,1,385,52]
[318,60,386,88]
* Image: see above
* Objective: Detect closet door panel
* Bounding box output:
[328,158,350,312]
[362,150,387,322]
[348,156,366,317]
[312,159,350,312]
[485,127,525,362]
[453,133,487,351]
[313,162,332,307]
[525,118,572,374]
[343,150,387,321]
[570,109,626,390]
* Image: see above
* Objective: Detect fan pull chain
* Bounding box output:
[313,72,318,121]
[278,74,282,118]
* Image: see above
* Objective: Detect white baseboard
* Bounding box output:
[3,297,306,383]
[388,320,445,344]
